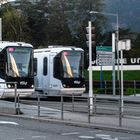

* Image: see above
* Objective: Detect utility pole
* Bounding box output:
[86,20,96,114]
[87,21,93,114]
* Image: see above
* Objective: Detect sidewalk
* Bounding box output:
[82,93,140,103]
[0,94,140,134]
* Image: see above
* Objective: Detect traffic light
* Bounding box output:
[86,23,96,62]
[86,26,96,47]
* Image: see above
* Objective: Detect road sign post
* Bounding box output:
[112,33,116,96]
[118,39,131,126]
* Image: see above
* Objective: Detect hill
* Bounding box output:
[104,0,140,32]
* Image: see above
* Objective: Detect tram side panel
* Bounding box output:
[34,52,61,95]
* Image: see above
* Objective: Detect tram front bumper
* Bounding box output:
[1,89,34,98]
[60,88,85,95]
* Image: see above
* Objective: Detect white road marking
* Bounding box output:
[14,138,24,140]
[0,121,19,125]
[111,138,119,140]
[96,134,111,139]
[32,136,46,139]
[96,134,118,140]
[118,137,130,140]
[79,136,95,139]
[89,130,102,133]
[61,132,80,136]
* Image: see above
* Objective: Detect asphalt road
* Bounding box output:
[0,116,140,140]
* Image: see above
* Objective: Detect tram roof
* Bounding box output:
[0,41,33,50]
[34,45,84,53]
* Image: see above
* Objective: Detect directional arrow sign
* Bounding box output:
[96,46,113,66]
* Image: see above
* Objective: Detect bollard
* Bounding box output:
[17,94,20,115]
[14,82,18,114]
[61,95,64,120]
[134,80,136,96]
[88,97,90,123]
[119,98,123,127]
[37,94,40,117]
[104,80,107,95]
[94,94,97,115]
[72,93,74,112]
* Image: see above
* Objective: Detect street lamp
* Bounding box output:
[86,21,94,114]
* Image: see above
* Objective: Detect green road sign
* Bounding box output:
[96,46,112,52]
[96,46,113,66]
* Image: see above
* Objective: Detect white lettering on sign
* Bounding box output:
[93,57,140,65]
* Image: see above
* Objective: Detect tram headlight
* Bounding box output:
[7,84,11,88]
[49,84,52,88]
[63,84,66,88]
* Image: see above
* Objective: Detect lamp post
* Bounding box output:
[90,11,120,96]
[86,21,94,114]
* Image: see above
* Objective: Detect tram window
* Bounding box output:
[34,58,37,76]
[54,55,64,79]
[43,57,47,76]
[0,53,5,77]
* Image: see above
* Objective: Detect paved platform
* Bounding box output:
[0,94,140,134]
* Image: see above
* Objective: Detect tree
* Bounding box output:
[18,0,48,47]
[2,5,31,42]
[45,0,73,46]
[1,0,106,50]
[67,0,106,67]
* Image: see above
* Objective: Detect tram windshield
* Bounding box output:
[61,51,84,78]
[6,47,33,77]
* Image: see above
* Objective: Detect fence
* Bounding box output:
[13,93,140,128]
[85,80,140,95]
[0,82,19,115]
[1,81,140,128]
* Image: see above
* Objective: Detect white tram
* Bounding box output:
[0,41,34,98]
[34,45,85,96]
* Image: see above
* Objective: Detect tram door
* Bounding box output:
[48,53,60,95]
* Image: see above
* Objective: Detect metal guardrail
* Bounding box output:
[15,94,126,126]
[0,82,19,115]
[6,92,140,127]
